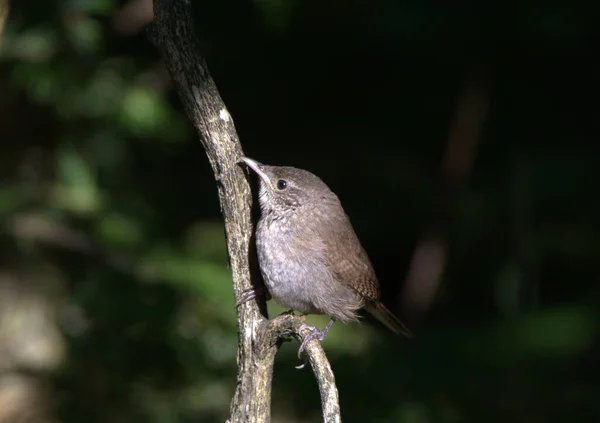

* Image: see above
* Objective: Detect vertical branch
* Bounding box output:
[147,0,270,418]
[148,1,341,422]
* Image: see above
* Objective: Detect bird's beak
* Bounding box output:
[240,157,274,190]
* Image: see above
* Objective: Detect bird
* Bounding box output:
[238,156,411,358]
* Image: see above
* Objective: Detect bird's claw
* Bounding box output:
[234,285,267,308]
[294,319,336,369]
[297,323,325,360]
[295,323,320,369]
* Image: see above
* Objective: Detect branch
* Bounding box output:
[148,1,341,422]
[259,315,341,422]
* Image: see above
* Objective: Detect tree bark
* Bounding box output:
[148,1,341,422]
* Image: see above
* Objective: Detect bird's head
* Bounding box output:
[241,157,338,215]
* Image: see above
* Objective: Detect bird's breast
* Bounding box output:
[256,217,313,285]
[255,216,331,313]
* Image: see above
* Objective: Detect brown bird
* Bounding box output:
[239,157,411,357]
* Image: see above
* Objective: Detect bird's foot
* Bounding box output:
[234,285,267,308]
[297,324,324,359]
[295,319,336,368]
[294,323,317,369]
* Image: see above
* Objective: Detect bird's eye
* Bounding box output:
[276,179,288,190]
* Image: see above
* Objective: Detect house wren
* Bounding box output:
[239,157,411,357]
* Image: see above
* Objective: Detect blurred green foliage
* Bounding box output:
[1,1,599,423]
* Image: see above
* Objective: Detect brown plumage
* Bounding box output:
[321,201,411,336]
[240,157,411,357]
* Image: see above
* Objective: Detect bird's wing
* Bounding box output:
[315,206,412,337]
[320,211,380,301]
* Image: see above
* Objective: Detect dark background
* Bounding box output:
[1,1,599,422]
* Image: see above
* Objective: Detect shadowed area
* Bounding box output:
[0,1,599,422]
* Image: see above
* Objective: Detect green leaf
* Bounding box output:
[54,146,102,215]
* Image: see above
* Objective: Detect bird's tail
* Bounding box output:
[364,301,412,338]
